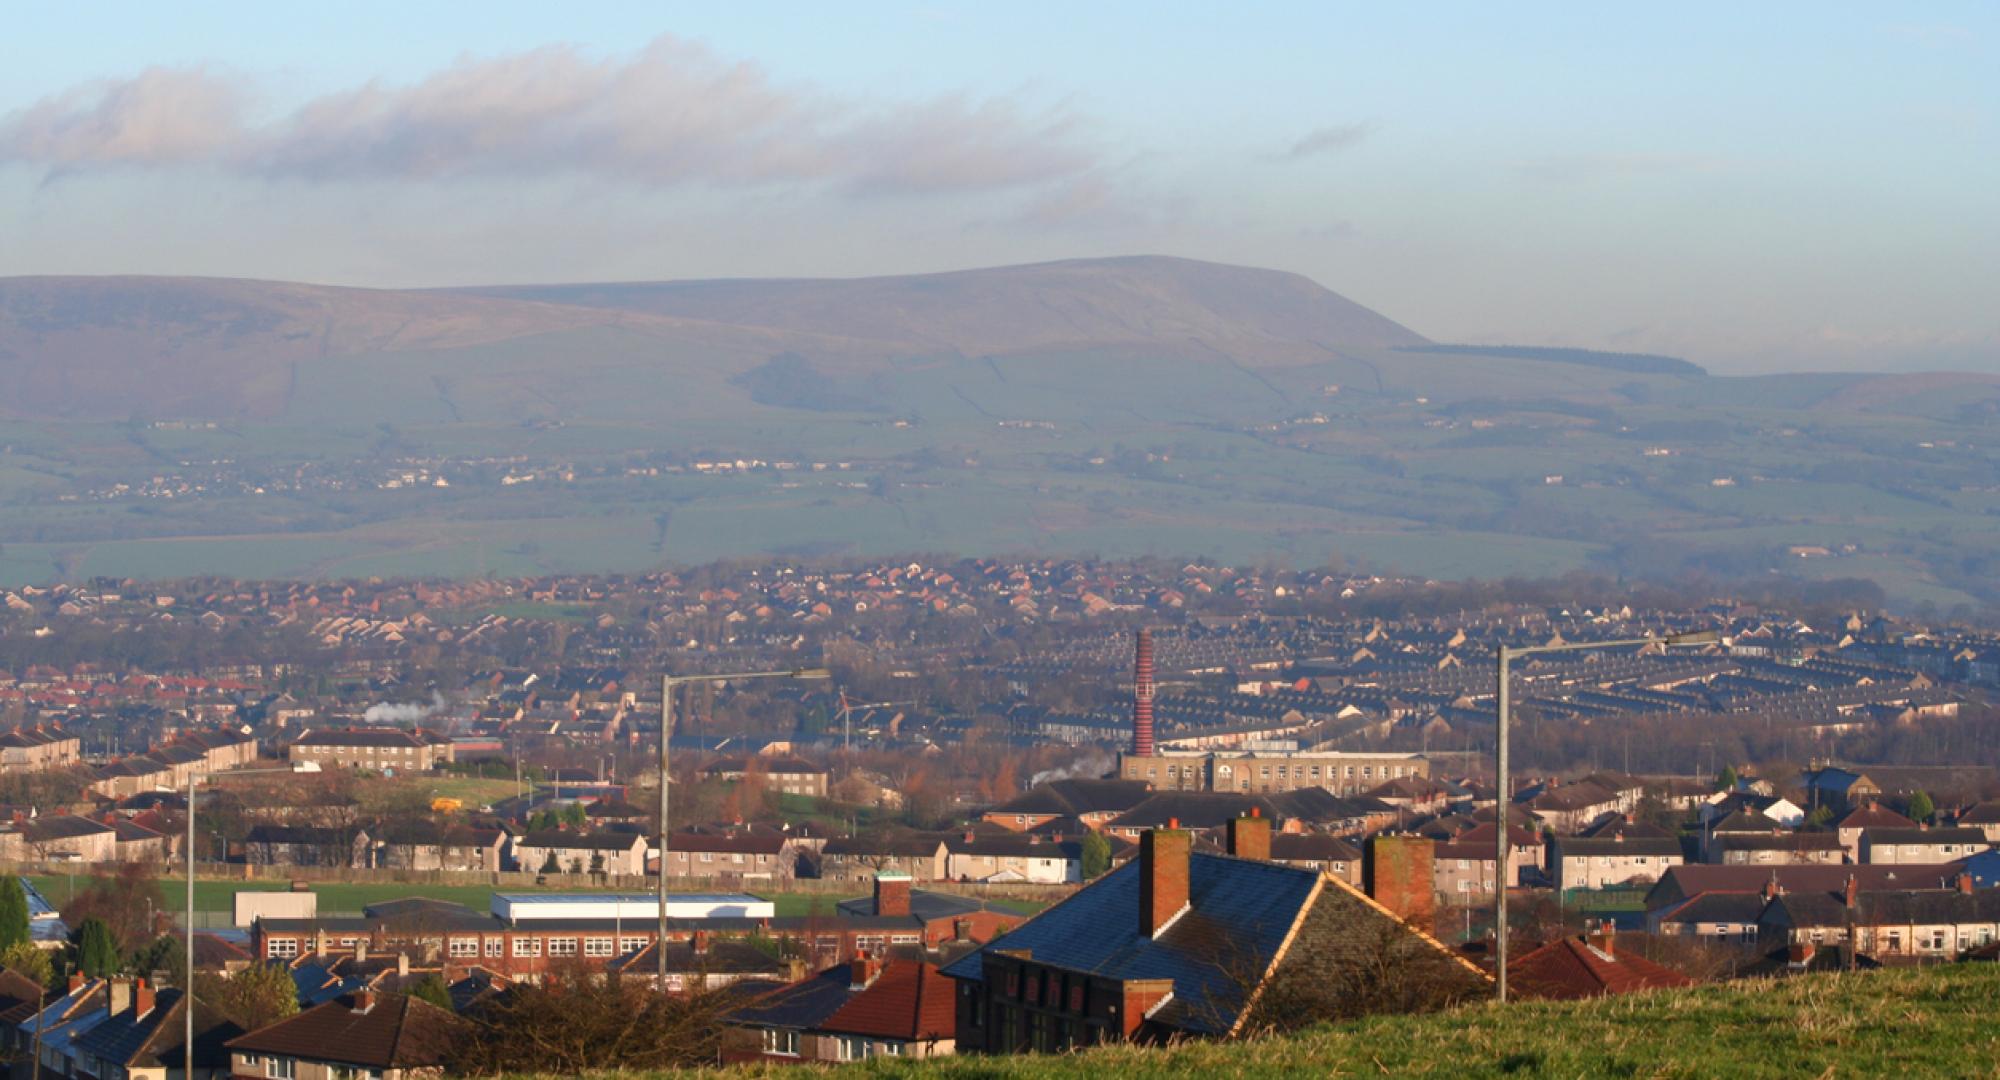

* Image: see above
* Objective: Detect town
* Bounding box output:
[0,557,1993,1073]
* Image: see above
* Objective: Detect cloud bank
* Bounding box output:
[0,36,1096,197]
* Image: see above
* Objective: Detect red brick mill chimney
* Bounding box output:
[1132,629,1156,758]
[1139,824,1191,938]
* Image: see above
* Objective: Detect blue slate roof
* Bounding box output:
[940,852,1319,1034]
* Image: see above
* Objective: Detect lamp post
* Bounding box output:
[1493,628,1720,1003]
[658,667,829,984]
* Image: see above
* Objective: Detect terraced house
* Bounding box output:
[0,724,80,772]
[288,727,454,772]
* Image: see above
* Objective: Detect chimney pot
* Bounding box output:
[849,952,880,991]
[1227,812,1272,862]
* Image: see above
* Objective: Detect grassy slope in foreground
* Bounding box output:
[586,964,2000,1079]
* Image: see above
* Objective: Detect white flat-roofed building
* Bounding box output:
[490,892,775,923]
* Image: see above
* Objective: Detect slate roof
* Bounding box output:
[72,988,245,1070]
[1653,891,1769,927]
[517,829,645,850]
[294,728,431,748]
[940,853,1321,1035]
[1510,937,1694,1000]
[1712,833,1844,852]
[723,965,858,1030]
[988,779,1153,819]
[836,888,999,922]
[1552,836,1683,858]
[1835,804,1916,831]
[1763,888,2000,930]
[1863,827,1989,847]
[226,992,465,1069]
[23,815,114,842]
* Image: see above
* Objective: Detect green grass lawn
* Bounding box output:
[606,963,2000,1079]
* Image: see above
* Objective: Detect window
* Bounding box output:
[762,1029,800,1056]
[890,934,921,945]
[449,938,479,958]
[548,937,579,957]
[585,937,615,957]
[881,1042,903,1056]
[514,938,542,957]
[621,937,650,954]
[266,1059,297,1080]
[267,937,298,958]
[485,937,504,957]
[836,1036,872,1061]
[700,852,713,863]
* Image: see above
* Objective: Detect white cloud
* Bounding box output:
[0,36,1098,198]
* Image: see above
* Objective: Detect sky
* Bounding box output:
[2,2,1995,374]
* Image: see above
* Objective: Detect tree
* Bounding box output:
[409,974,453,1011]
[0,877,30,952]
[1081,831,1112,880]
[75,918,120,978]
[1908,790,1936,824]
[561,802,588,828]
[540,850,561,874]
[1714,765,1738,792]
[0,941,52,988]
[197,962,300,1030]
[449,960,730,1073]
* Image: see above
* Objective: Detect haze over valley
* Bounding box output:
[3,256,1997,610]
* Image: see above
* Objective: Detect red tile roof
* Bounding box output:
[1510,936,1693,1000]
[816,962,954,1043]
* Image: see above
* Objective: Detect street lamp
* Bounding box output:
[657,667,830,984]
[1493,628,1720,1003]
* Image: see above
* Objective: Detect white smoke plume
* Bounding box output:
[364,691,446,725]
[1031,751,1116,788]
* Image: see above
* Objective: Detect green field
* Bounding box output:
[27,874,1040,922]
[3,344,1999,610]
[633,963,2000,1078]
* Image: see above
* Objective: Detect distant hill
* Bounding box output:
[1396,343,1707,378]
[0,257,1427,422]
[453,255,1431,367]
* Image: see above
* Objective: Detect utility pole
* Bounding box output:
[657,675,673,987]
[186,770,195,1080]
[1495,645,1511,1004]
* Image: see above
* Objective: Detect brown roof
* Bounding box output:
[227,992,464,1069]
[816,962,955,1042]
[1510,936,1694,1000]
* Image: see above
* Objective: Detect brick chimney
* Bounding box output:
[1587,923,1615,957]
[1365,835,1435,925]
[1139,828,1191,938]
[848,952,880,991]
[352,989,375,1014]
[952,917,972,941]
[874,872,912,917]
[133,979,154,1019]
[68,972,85,993]
[1115,978,1175,1039]
[1226,808,1271,862]
[692,930,711,955]
[1761,876,1782,901]
[1843,874,1858,909]
[1958,872,1975,895]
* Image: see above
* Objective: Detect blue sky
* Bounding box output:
[3,2,1995,373]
